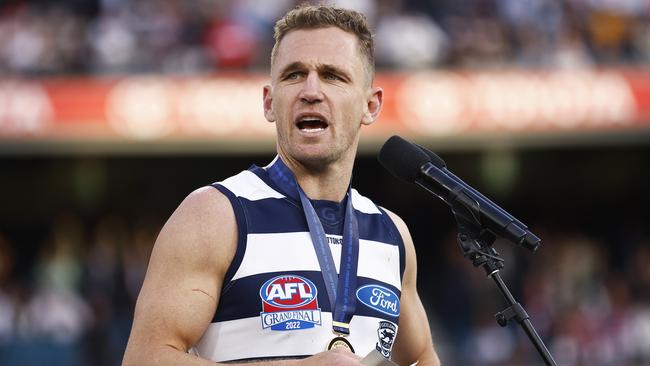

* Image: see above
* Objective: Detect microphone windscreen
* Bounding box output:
[415,144,446,168]
[378,135,431,183]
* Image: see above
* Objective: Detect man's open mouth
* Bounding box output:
[296,115,328,132]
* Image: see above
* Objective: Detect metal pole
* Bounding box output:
[490,271,558,366]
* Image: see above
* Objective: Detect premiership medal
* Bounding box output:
[266,157,360,348]
[327,336,355,353]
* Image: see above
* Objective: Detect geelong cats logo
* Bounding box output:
[376,321,397,358]
[259,275,322,331]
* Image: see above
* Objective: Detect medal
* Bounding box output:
[327,336,355,353]
[295,169,359,336]
[266,157,360,338]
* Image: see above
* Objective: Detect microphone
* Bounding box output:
[378,135,540,251]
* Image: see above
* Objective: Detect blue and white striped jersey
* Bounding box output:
[190,157,406,362]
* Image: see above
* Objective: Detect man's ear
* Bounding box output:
[361,86,383,126]
[263,85,275,122]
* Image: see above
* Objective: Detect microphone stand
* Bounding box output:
[450,201,558,366]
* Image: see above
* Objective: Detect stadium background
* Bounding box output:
[1,0,650,365]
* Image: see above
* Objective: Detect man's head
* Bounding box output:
[263,4,383,171]
[271,4,375,84]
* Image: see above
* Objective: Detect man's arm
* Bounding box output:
[385,210,441,366]
[122,186,237,365]
[122,187,367,366]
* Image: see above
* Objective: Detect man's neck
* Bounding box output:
[279,153,354,203]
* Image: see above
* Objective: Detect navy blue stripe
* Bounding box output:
[238,197,400,245]
[354,207,400,246]
[211,183,248,288]
[246,164,401,245]
[239,197,307,233]
[377,206,406,282]
[214,271,401,323]
[250,164,300,204]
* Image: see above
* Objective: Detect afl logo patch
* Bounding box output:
[259,275,322,331]
[356,284,400,317]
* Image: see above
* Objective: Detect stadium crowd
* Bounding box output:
[0,0,649,75]
[1,0,650,365]
[1,209,649,365]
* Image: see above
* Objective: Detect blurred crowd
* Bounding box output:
[0,213,155,365]
[1,210,649,365]
[429,225,650,365]
[2,0,650,365]
[1,0,649,75]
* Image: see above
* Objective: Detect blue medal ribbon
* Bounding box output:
[267,157,359,335]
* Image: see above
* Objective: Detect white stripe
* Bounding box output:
[232,232,402,289]
[357,239,402,289]
[191,314,391,362]
[218,170,285,201]
[219,166,381,215]
[263,155,280,169]
[351,189,381,214]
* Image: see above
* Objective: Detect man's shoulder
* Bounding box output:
[380,207,406,228]
[350,188,383,215]
[154,185,238,274]
[181,185,232,214]
[163,186,236,239]
[366,201,409,240]
[216,168,286,201]
[350,189,403,223]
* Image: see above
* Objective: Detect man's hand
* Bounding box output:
[297,348,364,366]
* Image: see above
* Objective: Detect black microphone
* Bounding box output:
[378,135,540,251]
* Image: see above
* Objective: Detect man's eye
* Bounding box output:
[323,72,341,81]
[285,72,302,80]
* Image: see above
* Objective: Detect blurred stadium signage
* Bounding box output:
[0,70,649,152]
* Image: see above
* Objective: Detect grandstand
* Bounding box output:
[1,1,649,365]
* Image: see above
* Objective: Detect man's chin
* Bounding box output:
[293,149,337,170]
[298,154,334,168]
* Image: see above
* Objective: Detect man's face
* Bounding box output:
[263,27,382,168]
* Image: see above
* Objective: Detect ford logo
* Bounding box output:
[356,284,400,317]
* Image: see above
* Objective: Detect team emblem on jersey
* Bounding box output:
[356,284,400,317]
[259,275,322,331]
[376,321,397,358]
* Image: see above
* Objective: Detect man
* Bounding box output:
[123,5,440,366]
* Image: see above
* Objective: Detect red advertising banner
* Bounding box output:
[1,70,649,149]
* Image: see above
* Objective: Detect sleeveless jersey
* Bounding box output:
[190,157,406,362]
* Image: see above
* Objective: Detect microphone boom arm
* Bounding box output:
[377,135,557,365]
[416,168,559,366]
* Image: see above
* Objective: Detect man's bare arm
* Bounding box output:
[122,186,237,365]
[385,210,441,366]
[122,187,367,366]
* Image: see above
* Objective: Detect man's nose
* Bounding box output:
[299,71,324,104]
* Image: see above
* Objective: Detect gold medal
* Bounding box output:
[327,336,355,353]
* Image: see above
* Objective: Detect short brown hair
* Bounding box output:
[271,4,375,79]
